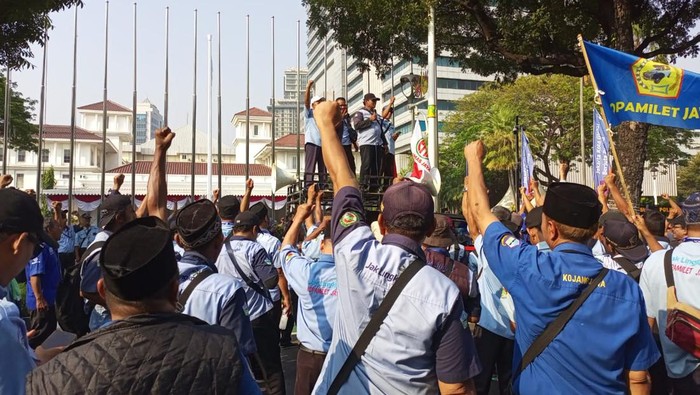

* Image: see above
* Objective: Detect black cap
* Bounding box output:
[603,219,649,263]
[176,200,222,249]
[543,182,601,229]
[598,209,627,227]
[0,189,56,248]
[669,216,686,227]
[99,216,178,301]
[492,206,511,222]
[217,195,241,220]
[99,195,133,228]
[249,202,269,225]
[363,93,379,102]
[526,207,543,229]
[234,211,259,228]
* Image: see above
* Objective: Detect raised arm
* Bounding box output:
[604,173,631,217]
[146,127,174,222]
[0,174,13,189]
[632,214,664,253]
[240,179,254,212]
[304,79,314,109]
[282,201,315,248]
[530,179,544,207]
[314,189,323,226]
[597,183,610,214]
[465,141,498,234]
[662,193,682,219]
[520,187,534,212]
[462,177,480,240]
[305,184,319,230]
[314,101,358,195]
[381,96,395,119]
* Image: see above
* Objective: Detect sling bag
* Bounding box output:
[612,256,642,282]
[224,238,272,302]
[663,249,700,358]
[327,258,425,395]
[514,267,609,379]
[176,269,214,312]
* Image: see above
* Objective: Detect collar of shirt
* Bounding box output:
[230,235,255,242]
[552,241,603,267]
[317,253,335,264]
[425,246,450,257]
[682,236,700,243]
[179,250,217,272]
[382,233,427,262]
[258,228,270,235]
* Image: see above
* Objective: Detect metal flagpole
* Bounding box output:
[2,67,10,176]
[217,12,222,193]
[69,6,79,216]
[578,34,635,211]
[296,20,301,180]
[36,26,49,200]
[207,34,213,199]
[100,1,109,208]
[163,7,169,127]
[131,2,137,203]
[427,5,439,207]
[579,77,586,186]
[271,16,276,221]
[191,9,198,200]
[323,36,327,97]
[245,15,250,180]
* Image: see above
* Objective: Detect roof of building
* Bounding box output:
[139,124,235,155]
[274,134,304,147]
[233,107,272,117]
[77,100,131,112]
[38,124,102,141]
[107,161,271,176]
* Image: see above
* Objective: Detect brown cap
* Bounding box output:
[424,214,456,248]
[381,179,434,227]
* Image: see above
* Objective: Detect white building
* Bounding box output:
[231,107,274,164]
[77,100,133,170]
[135,99,163,145]
[137,124,236,164]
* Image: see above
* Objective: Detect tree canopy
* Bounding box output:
[1,73,39,152]
[0,0,82,69]
[677,152,700,198]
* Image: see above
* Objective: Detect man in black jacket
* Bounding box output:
[26,216,260,395]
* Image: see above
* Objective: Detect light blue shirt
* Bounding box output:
[341,118,352,146]
[471,235,514,339]
[302,225,323,261]
[352,108,384,147]
[0,287,35,394]
[75,226,99,249]
[640,238,700,378]
[280,246,337,352]
[305,109,322,146]
[58,225,75,254]
[382,118,396,155]
[257,229,282,302]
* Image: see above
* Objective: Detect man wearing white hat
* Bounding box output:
[304,79,327,187]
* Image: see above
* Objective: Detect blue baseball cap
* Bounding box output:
[682,192,700,225]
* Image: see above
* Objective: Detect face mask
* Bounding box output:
[222,222,234,238]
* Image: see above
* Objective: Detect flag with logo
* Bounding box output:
[592,108,611,187]
[410,119,431,178]
[583,40,700,129]
[521,132,535,191]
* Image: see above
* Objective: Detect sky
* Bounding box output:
[11,0,309,143]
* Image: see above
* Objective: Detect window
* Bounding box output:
[97,151,101,168]
[288,155,297,170]
[17,150,25,162]
[0,148,4,162]
[63,149,71,163]
[62,174,70,180]
[41,149,49,163]
[254,125,259,136]
[180,154,188,160]
[15,174,23,189]
[90,148,95,166]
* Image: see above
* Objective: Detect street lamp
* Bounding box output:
[651,167,658,206]
[400,73,422,135]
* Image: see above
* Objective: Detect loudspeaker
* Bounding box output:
[408,167,441,197]
[271,162,298,193]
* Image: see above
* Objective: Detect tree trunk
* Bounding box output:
[614,121,650,206]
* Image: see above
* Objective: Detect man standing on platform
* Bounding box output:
[304,79,326,187]
[352,93,386,191]
[335,97,357,175]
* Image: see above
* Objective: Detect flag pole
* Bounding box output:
[2,67,9,176]
[99,1,109,210]
[191,9,198,200]
[217,12,222,193]
[577,34,635,211]
[271,16,276,221]
[131,2,137,204]
[163,7,169,127]
[69,5,80,217]
[36,25,49,200]
[296,20,301,180]
[207,34,212,199]
[245,15,250,180]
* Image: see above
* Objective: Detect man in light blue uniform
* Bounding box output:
[335,97,356,174]
[280,192,338,395]
[54,204,77,273]
[312,101,480,394]
[174,199,256,357]
[351,93,386,191]
[216,210,285,395]
[465,140,659,395]
[304,79,326,187]
[75,213,98,260]
[640,192,700,394]
[0,188,57,393]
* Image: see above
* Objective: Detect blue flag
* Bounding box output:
[592,108,610,187]
[583,40,700,129]
[521,132,535,191]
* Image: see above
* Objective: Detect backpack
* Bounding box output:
[664,249,700,358]
[55,261,90,336]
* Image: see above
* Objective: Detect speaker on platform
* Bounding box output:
[409,167,441,197]
[271,162,298,193]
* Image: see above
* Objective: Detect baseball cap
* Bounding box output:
[381,179,434,226]
[310,95,325,105]
[249,202,269,224]
[176,200,222,249]
[682,192,700,225]
[424,214,456,248]
[217,195,241,220]
[234,211,259,228]
[525,207,543,229]
[543,182,601,229]
[0,188,56,249]
[598,209,627,227]
[491,206,511,222]
[363,93,379,102]
[98,195,133,228]
[602,219,649,262]
[99,216,178,301]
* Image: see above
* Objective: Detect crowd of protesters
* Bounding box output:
[0,100,699,395]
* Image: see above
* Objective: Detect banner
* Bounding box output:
[583,40,700,129]
[592,108,611,187]
[520,132,535,191]
[410,119,431,178]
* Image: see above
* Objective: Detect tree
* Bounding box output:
[677,152,700,198]
[42,165,56,190]
[0,0,82,69]
[305,0,700,203]
[1,73,39,152]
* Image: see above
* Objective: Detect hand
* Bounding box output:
[51,201,62,211]
[604,172,616,186]
[113,174,125,190]
[155,127,175,151]
[464,141,485,161]
[315,188,323,203]
[27,329,37,339]
[294,202,315,222]
[661,193,670,200]
[36,297,49,311]
[319,216,331,231]
[307,79,314,88]
[597,183,608,197]
[281,297,291,316]
[245,178,254,192]
[369,112,377,121]
[312,101,342,130]
[306,183,319,203]
[389,96,395,105]
[519,187,526,196]
[632,214,651,234]
[0,174,13,188]
[529,178,539,191]
[392,175,405,185]
[212,188,220,202]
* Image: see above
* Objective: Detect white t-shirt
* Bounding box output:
[639,238,700,378]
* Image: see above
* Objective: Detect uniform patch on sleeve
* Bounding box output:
[500,235,520,248]
[339,211,360,228]
[284,251,295,263]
